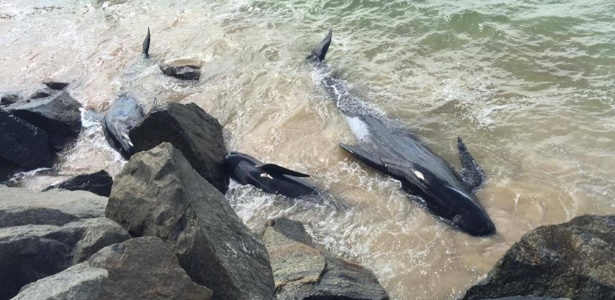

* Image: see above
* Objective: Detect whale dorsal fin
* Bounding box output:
[308,29,332,62]
[457,137,485,191]
[143,27,151,58]
[257,164,311,178]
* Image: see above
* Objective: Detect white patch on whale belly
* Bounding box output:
[345,116,371,142]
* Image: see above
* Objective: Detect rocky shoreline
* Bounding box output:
[0,82,81,181]
[463,215,615,300]
[1,88,614,299]
[0,99,390,299]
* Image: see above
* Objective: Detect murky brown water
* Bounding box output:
[2,1,615,299]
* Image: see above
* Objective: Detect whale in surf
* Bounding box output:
[101,29,151,159]
[308,30,495,236]
[224,151,319,199]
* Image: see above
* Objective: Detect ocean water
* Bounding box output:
[1,0,615,299]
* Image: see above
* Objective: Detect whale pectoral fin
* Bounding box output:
[339,143,387,173]
[307,29,332,62]
[457,137,486,191]
[143,27,151,58]
[257,164,311,178]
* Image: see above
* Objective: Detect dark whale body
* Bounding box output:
[308,30,495,236]
[103,96,144,159]
[224,151,319,199]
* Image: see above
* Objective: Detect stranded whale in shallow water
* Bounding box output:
[101,29,151,159]
[308,30,496,236]
[102,27,200,159]
[103,96,144,159]
[224,151,319,199]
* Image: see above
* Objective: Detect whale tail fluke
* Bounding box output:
[143,27,150,58]
[307,28,332,62]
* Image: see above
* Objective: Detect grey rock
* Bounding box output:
[463,215,615,300]
[0,218,130,299]
[0,186,107,227]
[263,218,389,300]
[129,102,229,193]
[14,237,212,300]
[42,170,113,197]
[159,64,201,80]
[0,187,127,299]
[0,109,51,169]
[105,143,274,300]
[262,220,325,291]
[71,218,132,264]
[43,82,69,91]
[28,88,56,100]
[12,263,108,300]
[266,218,317,247]
[4,91,82,152]
[1,94,21,106]
[308,254,389,300]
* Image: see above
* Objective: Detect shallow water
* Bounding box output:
[2,0,615,299]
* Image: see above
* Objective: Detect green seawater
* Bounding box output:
[1,0,615,299]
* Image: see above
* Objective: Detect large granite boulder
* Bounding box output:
[106,143,274,300]
[4,91,81,152]
[129,102,228,193]
[0,219,130,300]
[263,218,389,300]
[13,237,212,300]
[0,187,130,300]
[0,109,51,170]
[0,186,107,227]
[42,170,113,197]
[463,215,615,300]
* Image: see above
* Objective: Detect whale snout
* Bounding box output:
[454,213,496,237]
[474,219,496,236]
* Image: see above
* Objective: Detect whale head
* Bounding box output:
[223,151,259,184]
[442,187,495,236]
[388,163,496,237]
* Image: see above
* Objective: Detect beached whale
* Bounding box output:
[100,30,151,159]
[102,96,144,159]
[308,30,496,236]
[224,151,319,199]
